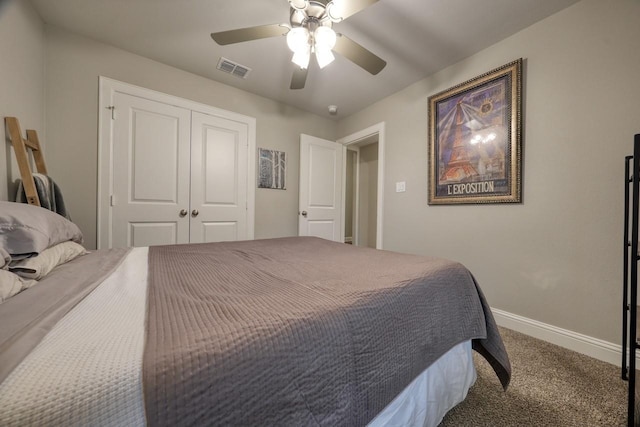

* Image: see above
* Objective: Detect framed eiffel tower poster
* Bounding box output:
[428,59,522,205]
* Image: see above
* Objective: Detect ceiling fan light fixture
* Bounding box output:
[287,27,310,53]
[315,47,335,69]
[211,0,384,90]
[292,48,311,69]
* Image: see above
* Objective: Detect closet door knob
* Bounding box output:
[301,210,308,217]
[191,209,199,217]
[179,209,188,217]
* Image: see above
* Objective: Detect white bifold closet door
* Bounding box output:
[190,111,248,244]
[111,92,248,248]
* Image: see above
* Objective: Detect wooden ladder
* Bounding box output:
[5,117,48,206]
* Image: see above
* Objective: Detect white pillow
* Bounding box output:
[0,270,36,303]
[9,241,87,280]
[0,248,10,269]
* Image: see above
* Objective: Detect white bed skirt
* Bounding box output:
[369,340,475,427]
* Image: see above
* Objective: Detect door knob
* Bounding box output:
[179,209,188,217]
[191,209,199,217]
[301,210,308,217]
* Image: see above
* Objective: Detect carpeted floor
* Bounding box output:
[439,327,628,426]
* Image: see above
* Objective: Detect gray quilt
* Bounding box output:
[144,237,510,426]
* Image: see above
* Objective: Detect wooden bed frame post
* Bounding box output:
[4,117,47,206]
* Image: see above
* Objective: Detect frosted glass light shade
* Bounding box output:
[314,26,337,51]
[326,0,345,22]
[287,27,310,53]
[292,48,311,69]
[315,47,335,69]
[288,0,309,11]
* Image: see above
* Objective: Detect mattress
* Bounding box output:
[0,237,509,426]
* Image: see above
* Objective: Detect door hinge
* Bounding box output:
[110,194,115,206]
[106,105,115,120]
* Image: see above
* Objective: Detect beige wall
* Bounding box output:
[0,0,45,200]
[44,26,337,249]
[337,0,640,345]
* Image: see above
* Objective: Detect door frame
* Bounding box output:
[97,77,256,249]
[337,122,385,250]
[345,147,360,246]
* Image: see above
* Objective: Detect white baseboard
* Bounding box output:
[491,308,630,368]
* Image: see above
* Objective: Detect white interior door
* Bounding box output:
[112,92,191,248]
[190,111,248,243]
[298,134,344,242]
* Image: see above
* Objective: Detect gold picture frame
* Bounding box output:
[428,59,522,205]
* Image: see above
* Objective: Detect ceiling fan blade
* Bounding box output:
[333,34,386,75]
[335,0,379,20]
[211,24,288,45]
[290,67,308,90]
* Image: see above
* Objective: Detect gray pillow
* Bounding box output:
[0,201,83,260]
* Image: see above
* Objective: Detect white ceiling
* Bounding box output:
[30,0,579,119]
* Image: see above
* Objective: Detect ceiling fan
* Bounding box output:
[211,0,386,90]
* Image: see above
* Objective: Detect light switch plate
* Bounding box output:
[396,181,406,192]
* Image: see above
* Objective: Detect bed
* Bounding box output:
[0,201,510,426]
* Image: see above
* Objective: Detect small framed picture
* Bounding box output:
[258,148,286,190]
